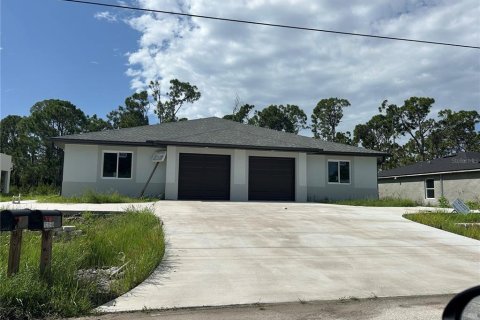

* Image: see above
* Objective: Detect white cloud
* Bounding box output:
[94,11,118,22]
[120,0,479,134]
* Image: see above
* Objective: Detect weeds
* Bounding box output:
[0,208,164,319]
[1,190,157,204]
[438,196,450,208]
[404,211,480,240]
[328,197,420,207]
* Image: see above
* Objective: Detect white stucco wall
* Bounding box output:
[61,143,379,202]
[0,153,12,194]
[164,146,308,202]
[306,154,378,201]
[62,144,166,197]
[63,144,98,183]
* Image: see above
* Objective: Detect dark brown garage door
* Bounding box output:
[178,153,231,200]
[249,157,295,201]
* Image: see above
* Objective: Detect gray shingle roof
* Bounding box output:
[52,117,385,156]
[378,152,480,178]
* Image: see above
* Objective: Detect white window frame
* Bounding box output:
[327,159,351,185]
[425,178,435,199]
[101,151,133,180]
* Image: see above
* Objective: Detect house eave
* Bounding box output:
[378,168,480,179]
[51,137,384,157]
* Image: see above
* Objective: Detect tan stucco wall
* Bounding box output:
[378,171,480,204]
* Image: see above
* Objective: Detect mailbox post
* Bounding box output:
[1,209,31,276]
[29,210,62,275]
[1,209,63,278]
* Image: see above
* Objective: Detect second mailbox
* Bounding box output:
[0,209,31,232]
[28,210,63,231]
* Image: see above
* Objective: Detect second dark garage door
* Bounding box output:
[249,156,295,201]
[178,153,231,200]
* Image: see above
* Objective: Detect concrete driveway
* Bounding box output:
[100,202,480,312]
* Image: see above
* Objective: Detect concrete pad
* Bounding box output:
[96,201,480,311]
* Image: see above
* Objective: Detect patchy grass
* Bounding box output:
[1,190,157,204]
[404,211,480,240]
[0,208,165,319]
[37,190,157,203]
[328,197,420,207]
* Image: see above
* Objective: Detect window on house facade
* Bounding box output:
[425,178,435,199]
[328,160,350,184]
[102,152,132,179]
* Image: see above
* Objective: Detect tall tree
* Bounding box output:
[396,97,436,161]
[427,109,480,157]
[334,131,353,145]
[27,99,88,186]
[0,115,26,186]
[311,98,350,141]
[107,91,149,129]
[86,114,112,132]
[150,79,201,123]
[223,104,255,123]
[0,115,23,154]
[249,104,307,134]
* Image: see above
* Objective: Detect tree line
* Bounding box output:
[1,78,479,191]
[225,97,480,169]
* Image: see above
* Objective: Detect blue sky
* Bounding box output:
[1,0,479,132]
[1,0,138,118]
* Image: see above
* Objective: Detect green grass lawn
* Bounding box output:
[1,190,157,204]
[329,197,420,207]
[404,211,480,240]
[0,209,165,319]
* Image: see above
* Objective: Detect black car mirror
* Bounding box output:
[443,285,480,320]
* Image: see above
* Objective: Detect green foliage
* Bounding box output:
[465,199,480,210]
[328,197,420,207]
[438,196,450,208]
[311,98,350,141]
[2,100,88,188]
[151,79,201,123]
[249,104,308,133]
[107,91,149,129]
[334,131,353,145]
[404,211,480,240]
[427,109,480,157]
[0,115,24,186]
[86,114,112,132]
[397,97,436,161]
[353,100,402,168]
[223,103,255,123]
[0,209,165,319]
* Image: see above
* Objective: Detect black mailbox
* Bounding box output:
[28,210,63,231]
[0,209,31,231]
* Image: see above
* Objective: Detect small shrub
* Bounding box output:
[438,196,450,208]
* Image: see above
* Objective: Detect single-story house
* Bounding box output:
[52,117,385,202]
[378,152,480,205]
[0,153,12,194]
